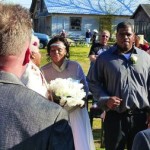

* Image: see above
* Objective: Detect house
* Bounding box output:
[30,0,137,39]
[131,4,150,42]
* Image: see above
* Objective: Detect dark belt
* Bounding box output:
[125,108,147,116]
[107,108,148,117]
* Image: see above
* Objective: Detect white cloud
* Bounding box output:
[3,0,32,8]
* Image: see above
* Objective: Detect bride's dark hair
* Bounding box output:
[47,35,70,60]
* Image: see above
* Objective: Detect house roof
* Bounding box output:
[43,0,149,16]
[131,4,150,18]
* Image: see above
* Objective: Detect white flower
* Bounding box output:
[48,78,86,111]
[130,55,138,64]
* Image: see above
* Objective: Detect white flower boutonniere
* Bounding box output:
[130,55,138,64]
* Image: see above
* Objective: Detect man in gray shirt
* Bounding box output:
[88,21,150,150]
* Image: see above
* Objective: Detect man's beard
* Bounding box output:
[117,44,133,53]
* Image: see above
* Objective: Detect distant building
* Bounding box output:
[30,0,134,39]
[131,4,150,42]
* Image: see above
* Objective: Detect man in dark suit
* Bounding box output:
[132,129,150,150]
[132,113,150,150]
[0,3,74,150]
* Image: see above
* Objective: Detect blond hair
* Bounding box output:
[101,30,110,37]
[0,4,32,56]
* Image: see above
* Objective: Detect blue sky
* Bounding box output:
[3,0,150,10]
[4,0,32,8]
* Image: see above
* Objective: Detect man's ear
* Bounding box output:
[116,32,117,38]
[23,48,31,65]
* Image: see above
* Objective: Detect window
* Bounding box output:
[70,17,81,31]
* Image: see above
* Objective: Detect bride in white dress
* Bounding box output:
[41,36,95,150]
[21,35,48,98]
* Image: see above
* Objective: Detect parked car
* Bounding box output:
[34,32,50,49]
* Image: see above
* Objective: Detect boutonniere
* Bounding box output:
[130,55,138,64]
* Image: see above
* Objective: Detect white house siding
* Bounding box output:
[112,16,134,30]
[111,16,133,39]
[82,16,99,36]
[36,13,132,41]
[51,14,99,38]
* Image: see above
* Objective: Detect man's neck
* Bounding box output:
[0,56,25,78]
[0,66,10,71]
[117,45,133,54]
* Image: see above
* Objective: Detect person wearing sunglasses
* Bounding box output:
[87,29,110,93]
[88,29,110,64]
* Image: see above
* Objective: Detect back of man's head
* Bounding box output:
[0,4,32,56]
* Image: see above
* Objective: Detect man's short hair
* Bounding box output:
[0,4,32,56]
[100,29,110,37]
[116,22,134,32]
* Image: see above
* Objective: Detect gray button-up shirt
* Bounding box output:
[88,45,150,113]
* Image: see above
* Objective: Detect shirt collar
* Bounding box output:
[0,71,24,86]
[112,45,138,55]
[52,59,68,72]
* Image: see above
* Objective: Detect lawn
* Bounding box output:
[40,45,104,150]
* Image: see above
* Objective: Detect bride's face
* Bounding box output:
[49,41,67,65]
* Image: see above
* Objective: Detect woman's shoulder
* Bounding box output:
[67,60,81,67]
[41,62,52,71]
[67,60,84,72]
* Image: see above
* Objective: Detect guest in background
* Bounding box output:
[85,29,92,47]
[87,29,110,83]
[87,29,110,119]
[60,29,67,38]
[0,3,74,150]
[134,35,150,52]
[41,36,95,150]
[91,29,99,44]
[21,35,48,98]
[88,29,110,64]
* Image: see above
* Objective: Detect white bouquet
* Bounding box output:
[48,78,86,112]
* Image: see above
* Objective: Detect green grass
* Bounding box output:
[70,46,90,75]
[40,45,104,150]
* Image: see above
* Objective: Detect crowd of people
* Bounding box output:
[0,2,150,150]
